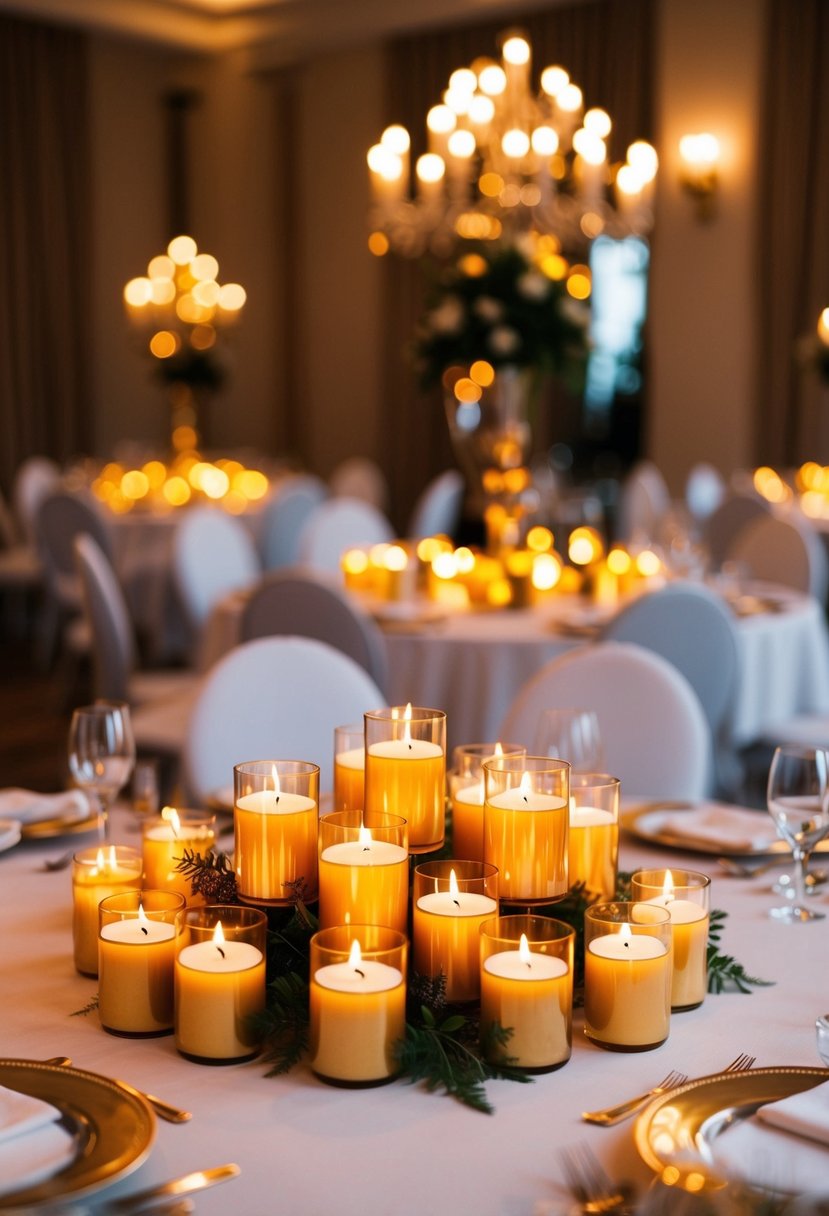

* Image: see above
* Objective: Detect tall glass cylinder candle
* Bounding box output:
[479,915,574,1072]
[631,868,711,1011]
[333,724,365,814]
[234,760,319,904]
[142,808,216,904]
[72,845,143,977]
[318,811,409,933]
[364,706,446,853]
[174,905,267,1063]
[584,901,672,1051]
[413,860,499,1002]
[483,755,569,903]
[309,925,407,1086]
[450,742,525,862]
[98,890,184,1036]
[568,774,620,901]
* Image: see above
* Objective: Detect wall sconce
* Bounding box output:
[678,132,720,221]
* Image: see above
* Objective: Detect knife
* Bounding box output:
[102,1164,240,1214]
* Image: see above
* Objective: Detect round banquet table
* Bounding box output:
[2,802,828,1214]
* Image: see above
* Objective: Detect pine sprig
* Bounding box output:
[175,847,239,903]
[254,971,311,1076]
[70,992,99,1017]
[706,909,774,993]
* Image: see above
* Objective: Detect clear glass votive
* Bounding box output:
[816,1014,829,1066]
[234,760,320,904]
[631,868,711,1011]
[318,810,408,933]
[309,924,407,1087]
[583,901,672,1051]
[412,860,499,1003]
[479,915,574,1073]
[483,754,570,904]
[333,724,365,815]
[142,808,216,904]
[98,889,184,1036]
[449,742,525,863]
[72,844,143,977]
[364,706,446,853]
[568,773,620,902]
[174,904,267,1064]
[132,758,160,818]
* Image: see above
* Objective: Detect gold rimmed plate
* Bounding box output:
[620,802,829,859]
[19,812,103,841]
[634,1065,829,1194]
[0,1059,155,1209]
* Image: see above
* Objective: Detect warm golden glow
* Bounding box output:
[532,552,562,590]
[148,255,175,280]
[470,360,495,387]
[416,153,445,183]
[368,231,390,257]
[455,377,483,403]
[124,277,152,307]
[636,549,662,577]
[381,124,410,154]
[501,128,530,159]
[540,65,568,97]
[191,254,219,282]
[818,308,829,345]
[121,470,149,500]
[541,253,569,280]
[568,526,603,565]
[427,104,456,135]
[607,547,632,576]
[478,171,504,198]
[149,330,178,359]
[627,141,659,181]
[218,283,246,311]
[342,548,369,575]
[167,234,198,265]
[478,64,507,95]
[566,269,591,300]
[527,526,554,552]
[162,476,191,506]
[384,544,409,572]
[557,82,583,113]
[531,126,559,156]
[458,253,488,277]
[455,547,476,575]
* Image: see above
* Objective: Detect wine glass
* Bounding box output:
[68,702,136,841]
[766,744,829,923]
[534,708,605,773]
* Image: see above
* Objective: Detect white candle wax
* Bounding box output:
[178,939,263,972]
[100,920,175,944]
[644,896,706,924]
[454,782,484,806]
[314,959,403,993]
[335,747,365,771]
[320,840,407,867]
[487,787,564,812]
[367,739,442,761]
[483,950,568,981]
[643,894,709,1009]
[588,933,667,961]
[569,805,615,827]
[236,790,316,815]
[416,891,497,918]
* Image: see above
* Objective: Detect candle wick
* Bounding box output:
[408,742,412,751]
[354,967,365,978]
[362,846,370,852]
[623,940,630,948]
[453,898,460,907]
[216,946,226,959]
[525,961,532,969]
[141,925,148,936]
[523,795,528,803]
[275,794,280,805]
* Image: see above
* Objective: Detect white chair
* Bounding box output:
[702,493,769,569]
[298,497,395,573]
[498,640,711,800]
[12,456,60,549]
[685,462,726,524]
[600,581,741,797]
[615,460,671,544]
[329,458,389,514]
[407,469,464,539]
[259,475,328,570]
[172,507,261,634]
[239,567,388,693]
[726,512,829,604]
[182,636,384,802]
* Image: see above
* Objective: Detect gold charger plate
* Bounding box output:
[20,812,102,841]
[634,1065,829,1193]
[0,1059,155,1209]
[620,803,829,859]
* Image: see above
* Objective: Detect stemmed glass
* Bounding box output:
[766,744,829,923]
[68,702,136,841]
[534,708,605,773]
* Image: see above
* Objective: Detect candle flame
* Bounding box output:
[518,933,532,967]
[519,771,533,801]
[620,922,633,949]
[662,870,675,902]
[449,868,460,898]
[137,902,149,926]
[161,805,181,836]
[213,921,226,946]
[271,764,281,797]
[358,825,372,848]
[348,939,363,970]
[493,742,504,757]
[403,702,413,746]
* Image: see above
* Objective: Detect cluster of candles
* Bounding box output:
[70,708,710,1080]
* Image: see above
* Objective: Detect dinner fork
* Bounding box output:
[560,1144,633,1214]
[581,1069,689,1126]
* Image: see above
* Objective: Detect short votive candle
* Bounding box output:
[413,860,499,1003]
[631,869,711,1011]
[584,902,672,1051]
[483,755,569,903]
[333,724,365,814]
[142,808,216,904]
[568,774,620,901]
[72,845,143,977]
[234,760,319,904]
[449,742,525,862]
[98,889,184,1036]
[174,905,267,1063]
[309,925,407,1086]
[479,915,574,1072]
[364,706,446,853]
[318,811,408,934]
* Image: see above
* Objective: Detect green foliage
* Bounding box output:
[706,910,774,994]
[70,992,99,1017]
[254,972,311,1077]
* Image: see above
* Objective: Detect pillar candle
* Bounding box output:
[175,925,266,1062]
[365,740,444,852]
[584,925,671,1049]
[235,785,318,904]
[98,912,177,1035]
[484,783,568,902]
[72,846,142,977]
[451,781,485,862]
[333,747,365,815]
[480,936,572,1070]
[413,878,497,1002]
[568,804,618,901]
[142,810,216,904]
[318,830,408,934]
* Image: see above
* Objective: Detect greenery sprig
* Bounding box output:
[706,908,774,994]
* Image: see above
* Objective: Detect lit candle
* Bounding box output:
[142,807,216,904]
[333,746,365,815]
[584,909,672,1050]
[413,865,498,1002]
[451,780,485,862]
[72,845,143,977]
[309,933,407,1085]
[483,767,569,903]
[480,924,574,1072]
[234,762,319,904]
[175,916,266,1062]
[98,894,181,1035]
[318,823,409,934]
[365,705,446,853]
[632,869,710,1011]
[568,803,618,902]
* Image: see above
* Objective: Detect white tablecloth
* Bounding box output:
[2,806,828,1213]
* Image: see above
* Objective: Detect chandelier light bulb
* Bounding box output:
[124,277,152,307]
[557,82,583,113]
[501,128,531,159]
[444,88,472,116]
[478,64,507,96]
[368,144,403,180]
[679,132,719,170]
[448,68,477,94]
[818,308,829,345]
[426,104,456,135]
[573,128,606,165]
[531,126,559,156]
[448,129,476,158]
[381,125,411,155]
[540,65,569,97]
[167,234,198,265]
[584,108,612,138]
[147,255,175,280]
[615,163,642,196]
[191,254,219,282]
[502,35,530,65]
[468,94,495,125]
[416,153,446,183]
[627,140,659,181]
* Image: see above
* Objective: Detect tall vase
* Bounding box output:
[444,365,537,553]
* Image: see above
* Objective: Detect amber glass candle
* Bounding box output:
[364,706,446,853]
[333,724,365,815]
[72,845,142,977]
[413,860,499,1002]
[318,811,408,933]
[142,808,216,904]
[584,902,672,1051]
[483,755,569,904]
[98,889,184,1036]
[234,760,319,904]
[449,742,525,862]
[631,869,710,1011]
[568,773,620,902]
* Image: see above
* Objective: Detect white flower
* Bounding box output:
[488,326,521,356]
[517,271,550,301]
[558,296,591,328]
[429,295,465,335]
[473,296,503,323]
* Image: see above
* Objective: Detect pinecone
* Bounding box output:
[194,863,238,903]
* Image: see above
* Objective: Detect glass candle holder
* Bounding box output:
[318,811,408,933]
[568,773,620,902]
[174,905,267,1064]
[479,915,574,1073]
[234,760,320,905]
[364,706,446,853]
[131,758,160,818]
[333,724,365,815]
[72,845,142,977]
[449,742,525,862]
[142,808,216,905]
[483,755,570,903]
[630,868,711,1011]
[584,901,673,1051]
[309,924,407,1086]
[98,889,184,1036]
[413,860,499,1003]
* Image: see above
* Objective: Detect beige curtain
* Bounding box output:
[0,15,91,496]
[757,0,829,463]
[379,0,655,529]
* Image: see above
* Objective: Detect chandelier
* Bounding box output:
[367,30,657,259]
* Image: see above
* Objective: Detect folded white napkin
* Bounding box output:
[756,1078,829,1146]
[656,804,778,852]
[707,1087,829,1196]
[0,1085,75,1200]
[0,788,89,826]
[0,1085,60,1144]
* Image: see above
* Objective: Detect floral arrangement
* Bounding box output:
[411,237,590,390]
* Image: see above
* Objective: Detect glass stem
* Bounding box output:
[792,846,809,908]
[91,791,109,843]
